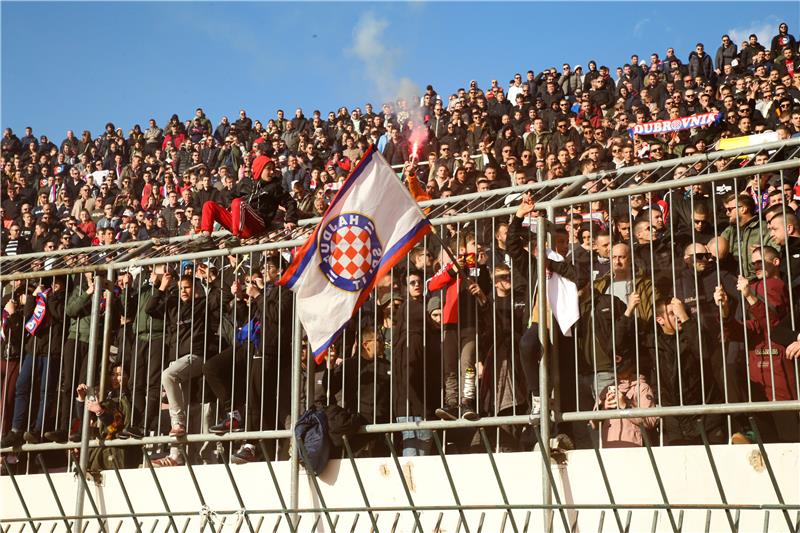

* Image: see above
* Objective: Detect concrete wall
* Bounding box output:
[2,443,798,532]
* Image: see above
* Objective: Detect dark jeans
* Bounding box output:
[128,337,166,432]
[56,339,89,430]
[203,346,248,413]
[519,324,541,397]
[12,354,56,433]
[1,358,20,435]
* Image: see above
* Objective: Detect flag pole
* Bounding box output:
[386,146,487,304]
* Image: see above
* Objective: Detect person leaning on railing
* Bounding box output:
[0,276,68,449]
[714,245,800,443]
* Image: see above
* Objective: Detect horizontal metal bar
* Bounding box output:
[537,159,800,211]
[0,429,290,454]
[6,502,800,524]
[300,137,800,226]
[4,400,796,454]
[0,230,229,265]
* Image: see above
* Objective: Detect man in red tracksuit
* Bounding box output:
[426,232,491,420]
[198,152,298,245]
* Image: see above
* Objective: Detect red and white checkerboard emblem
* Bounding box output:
[318,213,383,292]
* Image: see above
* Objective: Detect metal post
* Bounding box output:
[530,426,570,533]
[289,295,303,528]
[432,432,471,533]
[257,441,297,533]
[108,454,143,533]
[35,455,73,533]
[2,457,40,533]
[70,461,107,533]
[536,216,551,532]
[341,436,380,533]
[97,268,116,398]
[477,428,519,533]
[295,439,337,533]
[73,274,104,532]
[384,434,424,533]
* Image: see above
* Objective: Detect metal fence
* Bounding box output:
[1,139,800,533]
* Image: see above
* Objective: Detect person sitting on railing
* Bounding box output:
[196,150,298,248]
[201,272,265,455]
[146,272,218,466]
[508,195,580,418]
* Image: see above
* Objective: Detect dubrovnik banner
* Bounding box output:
[279,145,432,358]
[628,111,720,137]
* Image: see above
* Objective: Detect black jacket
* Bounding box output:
[145,289,217,358]
[576,291,634,374]
[24,287,67,357]
[391,297,441,418]
[649,319,704,443]
[321,355,391,424]
[246,178,298,226]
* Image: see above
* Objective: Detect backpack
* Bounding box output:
[294,407,330,475]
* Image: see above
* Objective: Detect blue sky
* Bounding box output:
[2,1,797,141]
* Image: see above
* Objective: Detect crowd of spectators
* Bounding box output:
[1,24,799,256]
[1,24,800,469]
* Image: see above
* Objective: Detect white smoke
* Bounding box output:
[348,12,421,107]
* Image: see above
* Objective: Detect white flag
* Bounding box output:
[546,249,579,336]
[279,146,431,357]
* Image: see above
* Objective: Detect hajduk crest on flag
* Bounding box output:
[628,111,720,138]
[278,145,432,360]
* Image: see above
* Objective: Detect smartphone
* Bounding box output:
[85,386,98,403]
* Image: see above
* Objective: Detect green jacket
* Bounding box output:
[720,216,775,279]
[66,286,119,344]
[133,284,165,340]
[592,269,656,324]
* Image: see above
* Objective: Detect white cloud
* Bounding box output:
[633,18,651,37]
[727,19,778,48]
[347,12,420,106]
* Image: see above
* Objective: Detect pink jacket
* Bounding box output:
[595,376,659,448]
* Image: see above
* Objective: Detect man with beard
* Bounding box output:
[766,209,800,319]
[631,209,673,283]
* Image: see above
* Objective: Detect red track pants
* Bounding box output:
[200,198,266,238]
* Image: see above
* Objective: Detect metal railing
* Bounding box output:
[1,139,799,533]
